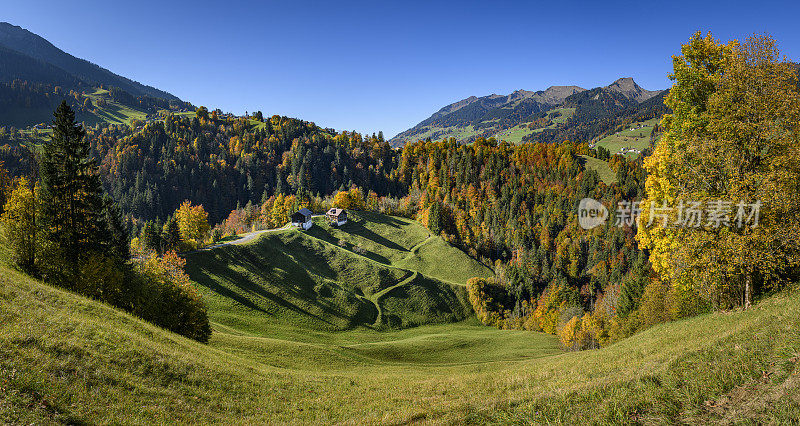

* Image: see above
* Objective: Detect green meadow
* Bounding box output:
[594,117,660,156]
[580,154,616,184]
[83,88,148,126]
[2,211,800,423]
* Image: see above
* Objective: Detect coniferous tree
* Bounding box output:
[161,215,181,252]
[141,220,161,253]
[102,195,130,260]
[39,101,108,284]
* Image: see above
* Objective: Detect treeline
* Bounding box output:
[0,102,211,342]
[86,112,401,227]
[0,80,94,127]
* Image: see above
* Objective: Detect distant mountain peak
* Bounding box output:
[605,77,659,103]
[389,78,666,146]
[535,85,586,104]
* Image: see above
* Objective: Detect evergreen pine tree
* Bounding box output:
[39,101,108,284]
[102,195,130,261]
[161,215,181,252]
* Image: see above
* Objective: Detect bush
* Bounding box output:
[78,253,125,302]
[467,277,513,327]
[132,251,212,342]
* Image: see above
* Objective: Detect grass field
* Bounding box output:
[402,124,483,143]
[83,88,148,126]
[580,154,616,184]
[3,211,800,423]
[4,88,154,135]
[495,107,575,143]
[395,107,576,145]
[186,211,491,334]
[594,117,659,157]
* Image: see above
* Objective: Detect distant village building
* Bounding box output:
[326,208,348,227]
[291,208,314,230]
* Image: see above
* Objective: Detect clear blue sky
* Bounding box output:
[5,0,800,138]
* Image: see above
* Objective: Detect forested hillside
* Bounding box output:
[0,22,177,100]
[523,85,668,145]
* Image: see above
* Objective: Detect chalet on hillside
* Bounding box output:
[326,208,348,226]
[291,208,313,230]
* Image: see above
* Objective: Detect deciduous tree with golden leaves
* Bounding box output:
[638,32,800,310]
[175,200,210,249]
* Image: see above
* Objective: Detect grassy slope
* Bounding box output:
[401,107,577,145]
[496,107,576,143]
[1,88,150,134]
[3,261,800,423]
[83,88,147,126]
[3,211,800,423]
[185,211,491,336]
[580,154,616,185]
[594,117,659,156]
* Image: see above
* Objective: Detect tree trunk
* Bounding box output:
[744,274,752,309]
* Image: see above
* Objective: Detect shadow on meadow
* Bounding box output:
[186,240,379,329]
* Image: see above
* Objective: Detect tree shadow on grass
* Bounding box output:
[306,226,393,265]
[354,211,409,229]
[186,268,269,314]
[186,240,378,329]
[336,219,408,252]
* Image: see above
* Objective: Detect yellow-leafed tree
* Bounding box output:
[0,177,40,272]
[638,32,800,310]
[0,161,10,214]
[175,200,210,249]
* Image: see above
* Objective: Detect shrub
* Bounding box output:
[132,251,212,342]
[467,277,513,327]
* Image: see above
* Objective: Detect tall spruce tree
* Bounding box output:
[102,195,130,260]
[161,215,181,253]
[39,101,109,284]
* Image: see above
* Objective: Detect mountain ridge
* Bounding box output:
[0,22,178,101]
[389,78,665,146]
[605,77,660,103]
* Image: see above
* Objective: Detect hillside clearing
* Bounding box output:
[594,117,660,157]
[580,155,616,184]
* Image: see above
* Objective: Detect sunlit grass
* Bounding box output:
[2,211,799,423]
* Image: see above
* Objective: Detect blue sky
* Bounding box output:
[5,0,800,137]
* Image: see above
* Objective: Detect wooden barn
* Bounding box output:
[326,208,348,226]
[291,208,314,230]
